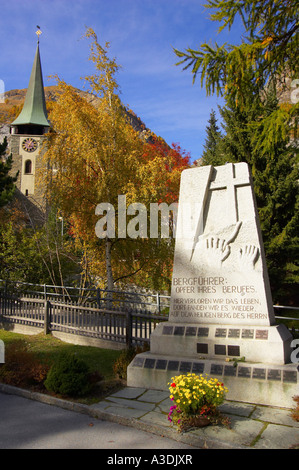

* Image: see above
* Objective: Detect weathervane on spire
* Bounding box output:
[36,26,42,43]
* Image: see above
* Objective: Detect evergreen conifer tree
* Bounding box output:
[201,109,223,165]
[175,0,299,303]
[210,82,299,303]
[174,0,298,155]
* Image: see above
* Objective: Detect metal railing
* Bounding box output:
[0,279,170,314]
[0,280,169,347]
[0,279,298,347]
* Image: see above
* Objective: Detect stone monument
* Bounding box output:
[127,163,298,407]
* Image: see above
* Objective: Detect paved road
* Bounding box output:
[0,392,196,450]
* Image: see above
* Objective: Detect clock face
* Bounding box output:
[22,137,38,153]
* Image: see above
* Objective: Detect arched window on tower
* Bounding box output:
[24,160,32,174]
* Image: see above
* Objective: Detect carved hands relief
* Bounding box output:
[239,245,259,270]
[202,221,259,270]
[205,237,230,268]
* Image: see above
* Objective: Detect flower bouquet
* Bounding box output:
[167,373,230,432]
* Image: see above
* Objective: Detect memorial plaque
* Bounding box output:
[267,369,281,381]
[132,357,144,367]
[186,326,197,336]
[242,329,254,339]
[174,326,185,336]
[215,344,226,355]
[256,329,268,340]
[252,368,266,379]
[162,325,173,335]
[283,371,297,383]
[215,328,227,338]
[168,163,276,328]
[228,329,240,338]
[192,362,205,374]
[224,366,237,377]
[238,366,251,378]
[197,343,208,354]
[197,327,209,337]
[180,361,192,372]
[156,359,167,370]
[144,358,156,369]
[228,345,240,356]
[211,364,223,375]
[167,361,179,371]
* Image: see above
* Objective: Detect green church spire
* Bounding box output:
[11,33,49,130]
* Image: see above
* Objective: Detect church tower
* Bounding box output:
[9,29,50,220]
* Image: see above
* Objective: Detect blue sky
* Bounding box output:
[0,0,245,162]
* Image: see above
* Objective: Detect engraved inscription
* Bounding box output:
[215,328,227,338]
[144,358,156,369]
[238,367,251,378]
[192,362,205,374]
[162,326,173,335]
[156,359,167,370]
[228,329,240,338]
[168,361,179,371]
[198,327,209,337]
[180,361,192,372]
[197,343,208,354]
[215,344,226,355]
[211,364,223,375]
[174,326,185,336]
[252,368,266,379]
[267,369,281,381]
[171,276,268,323]
[256,329,269,340]
[228,345,240,356]
[224,366,237,376]
[242,329,254,339]
[133,357,144,367]
[186,326,197,336]
[283,371,297,383]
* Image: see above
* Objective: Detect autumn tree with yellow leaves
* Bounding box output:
[44,28,189,292]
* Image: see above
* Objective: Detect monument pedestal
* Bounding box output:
[128,163,298,409]
[150,321,293,365]
[128,321,298,408]
[127,351,298,408]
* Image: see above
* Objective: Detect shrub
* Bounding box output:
[44,352,92,397]
[0,339,49,388]
[113,344,149,380]
[113,347,137,380]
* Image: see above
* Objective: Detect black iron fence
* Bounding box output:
[0,280,169,347]
[0,279,298,347]
[0,279,170,313]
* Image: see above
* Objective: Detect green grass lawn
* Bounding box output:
[0,329,125,403]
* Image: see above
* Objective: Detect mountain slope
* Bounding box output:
[0,86,155,142]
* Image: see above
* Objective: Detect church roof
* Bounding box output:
[11,43,50,128]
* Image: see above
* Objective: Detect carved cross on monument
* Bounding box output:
[190,163,251,260]
[209,163,251,224]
